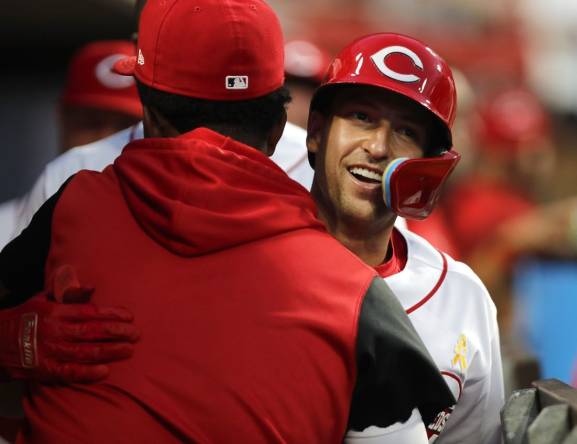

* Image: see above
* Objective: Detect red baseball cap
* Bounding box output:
[472,88,550,152]
[284,40,330,84]
[114,0,285,101]
[61,40,142,119]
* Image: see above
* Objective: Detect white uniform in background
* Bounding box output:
[0,199,20,249]
[9,121,314,244]
[346,227,504,444]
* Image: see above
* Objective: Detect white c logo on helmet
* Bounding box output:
[370,46,423,83]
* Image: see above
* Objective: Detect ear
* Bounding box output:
[306,110,325,155]
[265,108,287,157]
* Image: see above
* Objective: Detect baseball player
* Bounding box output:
[0,201,19,252]
[304,33,504,444]
[0,0,454,441]
[58,40,142,152]
[0,40,143,249]
[283,39,330,129]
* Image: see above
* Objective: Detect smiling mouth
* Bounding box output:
[348,167,383,185]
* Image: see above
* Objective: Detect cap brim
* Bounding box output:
[112,56,137,76]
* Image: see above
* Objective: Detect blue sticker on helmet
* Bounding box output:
[382,157,408,208]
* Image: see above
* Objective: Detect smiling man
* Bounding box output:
[306,33,505,444]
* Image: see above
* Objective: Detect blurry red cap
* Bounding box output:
[284,40,330,84]
[61,40,142,119]
[473,88,550,152]
[114,0,284,101]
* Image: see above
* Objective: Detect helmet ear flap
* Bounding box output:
[383,151,460,220]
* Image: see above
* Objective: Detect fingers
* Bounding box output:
[61,321,141,342]
[51,264,93,304]
[46,342,136,364]
[60,286,95,304]
[57,304,135,322]
[46,362,111,384]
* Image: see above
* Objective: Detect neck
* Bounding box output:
[143,110,270,154]
[315,206,395,267]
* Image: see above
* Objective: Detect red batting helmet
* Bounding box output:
[309,33,460,220]
[284,39,330,85]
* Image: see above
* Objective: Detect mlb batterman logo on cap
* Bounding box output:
[113,0,285,101]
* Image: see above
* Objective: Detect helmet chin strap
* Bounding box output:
[382,150,460,220]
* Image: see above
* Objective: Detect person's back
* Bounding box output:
[26,129,366,442]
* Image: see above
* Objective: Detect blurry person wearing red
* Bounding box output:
[443,87,576,331]
[58,40,142,152]
[283,39,330,129]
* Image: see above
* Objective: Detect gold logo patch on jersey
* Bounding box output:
[451,334,468,371]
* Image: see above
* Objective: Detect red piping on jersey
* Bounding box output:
[441,371,463,399]
[406,251,448,314]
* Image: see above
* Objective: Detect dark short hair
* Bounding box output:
[136,80,291,144]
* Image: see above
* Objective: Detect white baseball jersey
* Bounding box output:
[346,227,504,444]
[8,121,314,246]
[0,199,20,250]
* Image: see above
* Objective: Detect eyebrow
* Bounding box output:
[338,92,432,125]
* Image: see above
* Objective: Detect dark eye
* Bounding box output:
[396,126,420,142]
[352,111,371,122]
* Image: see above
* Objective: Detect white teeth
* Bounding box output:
[349,167,383,182]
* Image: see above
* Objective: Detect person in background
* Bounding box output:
[7,42,319,245]
[283,39,330,129]
[58,40,142,152]
[444,87,577,332]
[0,40,143,249]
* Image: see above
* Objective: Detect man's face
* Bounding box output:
[308,85,435,229]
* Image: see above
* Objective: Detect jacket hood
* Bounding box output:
[114,128,324,256]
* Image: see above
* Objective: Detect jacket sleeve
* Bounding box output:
[0,178,72,308]
[348,277,456,431]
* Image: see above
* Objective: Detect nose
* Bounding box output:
[363,123,390,160]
